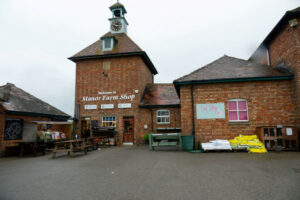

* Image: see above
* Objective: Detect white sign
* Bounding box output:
[101,104,114,109]
[118,103,131,109]
[286,128,293,136]
[84,105,97,110]
[82,94,136,102]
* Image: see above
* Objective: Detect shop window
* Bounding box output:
[102,116,116,127]
[4,119,23,140]
[157,110,170,124]
[228,99,248,122]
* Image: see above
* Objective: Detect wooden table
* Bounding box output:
[52,139,92,158]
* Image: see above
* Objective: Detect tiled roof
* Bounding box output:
[0,83,70,119]
[140,84,180,107]
[69,32,158,74]
[70,33,142,58]
[175,55,293,83]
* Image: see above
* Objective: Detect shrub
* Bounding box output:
[144,132,153,144]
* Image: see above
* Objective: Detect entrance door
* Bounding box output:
[123,117,134,143]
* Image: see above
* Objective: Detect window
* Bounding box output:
[228,99,248,122]
[157,110,170,124]
[4,119,23,140]
[102,38,114,51]
[102,116,116,127]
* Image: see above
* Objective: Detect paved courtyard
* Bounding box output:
[0,146,300,200]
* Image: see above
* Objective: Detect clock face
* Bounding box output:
[111,20,122,31]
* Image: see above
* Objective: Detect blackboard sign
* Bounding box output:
[4,119,23,140]
[92,120,98,129]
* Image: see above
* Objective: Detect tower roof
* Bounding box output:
[110,2,127,14]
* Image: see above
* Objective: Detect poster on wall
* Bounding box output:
[196,103,225,119]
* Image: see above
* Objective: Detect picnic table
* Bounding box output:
[52,139,92,158]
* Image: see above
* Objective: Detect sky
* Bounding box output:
[0,0,299,116]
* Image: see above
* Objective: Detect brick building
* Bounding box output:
[69,3,180,144]
[174,7,299,146]
[0,83,70,154]
[70,3,299,147]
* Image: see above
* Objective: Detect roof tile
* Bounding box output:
[0,83,70,118]
[175,55,293,83]
[140,84,180,107]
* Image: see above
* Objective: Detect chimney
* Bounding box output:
[3,83,13,102]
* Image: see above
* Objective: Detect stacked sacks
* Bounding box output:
[229,135,267,153]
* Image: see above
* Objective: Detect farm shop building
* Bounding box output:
[69,3,181,144]
[70,2,299,148]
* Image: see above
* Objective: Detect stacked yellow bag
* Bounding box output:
[229,135,267,153]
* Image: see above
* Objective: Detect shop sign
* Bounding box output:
[196,103,225,119]
[84,105,97,110]
[101,104,114,109]
[82,94,135,102]
[118,103,131,109]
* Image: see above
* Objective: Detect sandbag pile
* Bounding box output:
[229,135,267,153]
[201,139,232,151]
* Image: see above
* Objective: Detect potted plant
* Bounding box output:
[116,137,121,146]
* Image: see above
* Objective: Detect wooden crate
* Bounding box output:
[257,126,298,151]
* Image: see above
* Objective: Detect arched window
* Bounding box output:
[228,99,248,122]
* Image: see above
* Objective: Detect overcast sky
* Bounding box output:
[0,0,299,116]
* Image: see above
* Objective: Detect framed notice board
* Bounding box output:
[196,103,225,119]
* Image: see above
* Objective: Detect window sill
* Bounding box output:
[228,122,251,126]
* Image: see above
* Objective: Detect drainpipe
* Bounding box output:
[191,85,196,150]
[150,108,154,132]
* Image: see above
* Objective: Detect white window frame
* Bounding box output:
[102,116,116,127]
[228,99,249,122]
[102,38,114,51]
[156,110,170,124]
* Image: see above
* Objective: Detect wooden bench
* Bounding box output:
[149,133,182,150]
[52,139,92,158]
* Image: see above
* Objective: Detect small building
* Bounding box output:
[0,83,70,154]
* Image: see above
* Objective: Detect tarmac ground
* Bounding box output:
[0,146,300,200]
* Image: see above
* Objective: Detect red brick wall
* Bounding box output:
[135,107,181,143]
[268,18,300,128]
[74,56,154,143]
[180,86,194,136]
[180,80,296,143]
[0,113,50,154]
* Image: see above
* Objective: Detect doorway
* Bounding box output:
[123,116,134,143]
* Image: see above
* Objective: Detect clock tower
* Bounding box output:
[109,2,128,34]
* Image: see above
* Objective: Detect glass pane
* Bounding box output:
[105,38,111,48]
[166,117,170,123]
[229,111,238,121]
[228,101,237,110]
[238,101,247,110]
[157,118,161,123]
[238,111,248,120]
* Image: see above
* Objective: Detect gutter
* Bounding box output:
[139,104,180,109]
[173,75,293,95]
[4,110,70,120]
